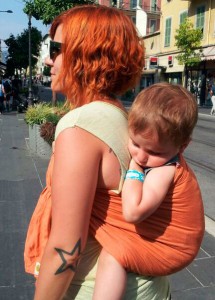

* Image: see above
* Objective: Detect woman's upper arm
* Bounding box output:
[50,126,102,251]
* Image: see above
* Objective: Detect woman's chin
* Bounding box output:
[51,81,61,93]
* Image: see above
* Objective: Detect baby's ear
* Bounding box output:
[179,138,191,154]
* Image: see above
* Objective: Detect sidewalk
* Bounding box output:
[198,106,213,116]
[0,111,214,299]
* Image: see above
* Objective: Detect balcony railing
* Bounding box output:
[142,5,161,14]
[110,1,161,13]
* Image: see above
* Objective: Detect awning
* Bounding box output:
[165,65,184,73]
[202,46,215,61]
[142,69,157,75]
[150,57,158,63]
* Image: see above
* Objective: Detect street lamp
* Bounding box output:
[0,10,13,13]
[28,12,33,105]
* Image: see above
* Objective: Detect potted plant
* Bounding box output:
[25,102,69,158]
[40,104,69,146]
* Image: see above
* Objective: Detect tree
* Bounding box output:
[23,0,95,25]
[175,18,203,87]
[4,35,19,76]
[43,66,51,76]
[5,27,42,76]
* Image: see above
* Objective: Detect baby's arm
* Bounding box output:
[122,161,175,223]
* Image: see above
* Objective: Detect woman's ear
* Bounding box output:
[179,138,191,154]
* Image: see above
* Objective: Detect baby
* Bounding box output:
[92,83,205,300]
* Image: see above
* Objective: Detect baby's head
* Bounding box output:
[129,82,198,149]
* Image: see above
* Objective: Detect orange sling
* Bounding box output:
[24,155,205,277]
[90,155,205,276]
[24,155,54,276]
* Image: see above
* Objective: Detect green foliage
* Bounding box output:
[52,102,70,116]
[43,66,51,76]
[175,18,203,67]
[25,103,54,126]
[23,0,95,25]
[25,102,70,126]
[44,112,60,124]
[26,101,70,144]
[5,27,42,76]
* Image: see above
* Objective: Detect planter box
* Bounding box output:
[29,124,52,159]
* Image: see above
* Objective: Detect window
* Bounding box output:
[180,11,188,24]
[165,18,171,47]
[130,0,137,9]
[151,0,157,11]
[196,5,205,32]
[111,0,117,7]
[119,0,124,8]
[149,20,157,33]
[131,16,136,25]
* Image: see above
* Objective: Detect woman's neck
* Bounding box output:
[93,94,127,112]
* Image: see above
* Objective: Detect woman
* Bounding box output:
[28,5,171,299]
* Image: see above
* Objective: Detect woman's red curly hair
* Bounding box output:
[50,5,144,108]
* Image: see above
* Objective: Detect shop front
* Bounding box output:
[186,47,215,106]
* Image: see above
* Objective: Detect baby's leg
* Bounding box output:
[93,248,127,300]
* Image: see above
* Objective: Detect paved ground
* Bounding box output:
[0,108,214,299]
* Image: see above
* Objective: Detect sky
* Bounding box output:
[0,0,49,49]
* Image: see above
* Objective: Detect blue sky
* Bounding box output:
[0,0,49,48]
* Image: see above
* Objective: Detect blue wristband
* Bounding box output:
[125,170,145,182]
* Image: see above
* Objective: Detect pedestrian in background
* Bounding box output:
[2,76,12,112]
[210,89,215,115]
[12,75,22,110]
[0,80,4,114]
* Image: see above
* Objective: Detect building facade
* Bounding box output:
[97,0,162,95]
[35,0,215,104]
[142,0,215,105]
[188,0,215,105]
[0,40,6,76]
[35,34,51,84]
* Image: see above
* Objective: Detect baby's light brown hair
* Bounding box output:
[128,83,198,147]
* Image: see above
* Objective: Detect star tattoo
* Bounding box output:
[54,238,81,275]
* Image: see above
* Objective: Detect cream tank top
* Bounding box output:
[55,101,130,193]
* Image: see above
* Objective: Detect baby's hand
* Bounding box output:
[129,159,143,172]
